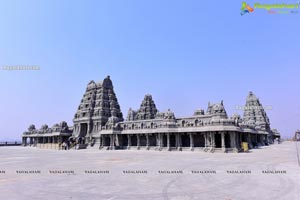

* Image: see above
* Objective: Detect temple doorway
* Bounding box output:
[104,136,110,146]
[181,134,190,147]
[215,133,222,148]
[131,135,137,146]
[225,133,231,148]
[149,135,156,146]
[163,135,167,147]
[140,135,147,146]
[170,135,176,147]
[79,123,88,137]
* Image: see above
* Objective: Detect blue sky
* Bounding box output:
[0,0,299,141]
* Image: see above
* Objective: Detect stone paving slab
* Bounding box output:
[0,142,300,200]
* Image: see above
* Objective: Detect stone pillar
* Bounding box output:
[248,133,253,149]
[146,134,149,150]
[87,124,91,143]
[110,135,115,150]
[167,133,170,151]
[230,132,234,148]
[204,133,207,148]
[137,134,140,150]
[221,132,225,152]
[158,133,162,150]
[29,137,32,146]
[211,132,215,148]
[127,135,131,150]
[189,133,194,151]
[78,124,81,137]
[100,135,104,149]
[176,134,182,151]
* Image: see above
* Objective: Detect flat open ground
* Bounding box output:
[0,142,300,200]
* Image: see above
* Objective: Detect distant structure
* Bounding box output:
[22,75,280,152]
[293,130,300,141]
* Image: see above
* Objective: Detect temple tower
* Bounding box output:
[125,94,158,121]
[243,91,270,131]
[135,94,158,120]
[73,76,123,139]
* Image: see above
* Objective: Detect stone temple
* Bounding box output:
[22,75,281,152]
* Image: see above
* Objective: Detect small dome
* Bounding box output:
[211,103,226,114]
[194,109,204,115]
[164,109,175,120]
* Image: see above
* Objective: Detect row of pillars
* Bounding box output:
[22,136,63,146]
[100,132,239,152]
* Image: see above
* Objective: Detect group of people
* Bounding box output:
[61,141,70,150]
[61,137,85,150]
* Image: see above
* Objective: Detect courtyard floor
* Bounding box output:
[0,141,300,200]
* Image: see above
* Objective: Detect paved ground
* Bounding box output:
[0,141,300,200]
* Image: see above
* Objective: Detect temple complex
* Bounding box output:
[22,122,72,149]
[22,75,280,152]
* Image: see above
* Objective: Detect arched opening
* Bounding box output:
[182,120,185,127]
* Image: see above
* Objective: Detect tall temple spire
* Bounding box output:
[135,94,158,120]
[243,91,270,131]
[73,75,123,137]
[126,94,158,121]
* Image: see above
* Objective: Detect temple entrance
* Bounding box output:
[140,135,147,146]
[79,123,88,137]
[242,133,248,142]
[215,133,222,148]
[195,134,205,147]
[122,135,128,147]
[131,135,137,146]
[149,135,156,146]
[163,135,167,147]
[170,135,176,147]
[181,134,190,147]
[225,133,231,148]
[104,136,110,146]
